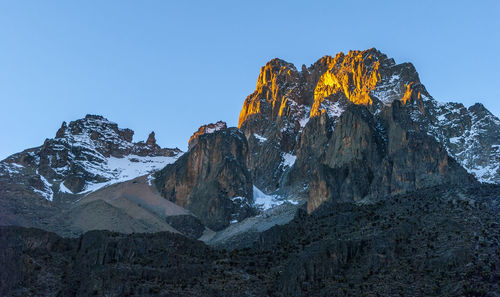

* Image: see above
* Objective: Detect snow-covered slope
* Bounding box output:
[252,186,298,211]
[77,154,180,194]
[426,101,500,184]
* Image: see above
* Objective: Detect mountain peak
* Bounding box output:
[255,58,299,89]
[0,114,182,195]
[55,121,67,138]
[188,121,227,150]
[84,114,106,120]
[239,49,427,130]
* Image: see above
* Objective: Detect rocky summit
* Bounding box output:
[0,48,500,296]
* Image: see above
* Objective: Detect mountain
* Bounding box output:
[0,114,181,196]
[1,48,500,296]
[0,115,187,236]
[239,48,500,195]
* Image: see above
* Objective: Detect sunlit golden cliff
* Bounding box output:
[238,48,427,130]
[310,50,382,117]
[238,59,301,128]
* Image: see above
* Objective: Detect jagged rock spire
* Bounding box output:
[146,131,157,146]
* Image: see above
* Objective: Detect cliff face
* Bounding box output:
[291,103,473,213]
[237,59,304,191]
[237,48,500,201]
[155,123,254,231]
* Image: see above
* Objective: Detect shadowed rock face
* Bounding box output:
[156,125,254,231]
[0,226,266,297]
[290,103,475,213]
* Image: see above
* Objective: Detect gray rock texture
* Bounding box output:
[155,123,255,231]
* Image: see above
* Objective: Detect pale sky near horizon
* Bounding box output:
[1,0,499,160]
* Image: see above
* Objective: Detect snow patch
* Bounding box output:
[147,174,154,186]
[326,101,344,118]
[205,122,226,134]
[59,182,73,194]
[79,154,180,194]
[299,116,310,128]
[253,186,284,210]
[468,163,500,184]
[253,133,267,143]
[252,186,299,210]
[231,196,245,202]
[389,74,400,83]
[34,171,54,201]
[0,163,24,175]
[281,153,296,168]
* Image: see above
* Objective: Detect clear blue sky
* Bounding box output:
[1,0,499,160]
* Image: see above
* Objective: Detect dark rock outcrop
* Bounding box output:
[256,185,500,296]
[155,124,254,231]
[146,131,157,146]
[164,215,205,239]
[0,226,267,297]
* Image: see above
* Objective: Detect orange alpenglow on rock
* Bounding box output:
[238,48,426,130]
[311,51,381,117]
[238,59,301,128]
[400,82,421,106]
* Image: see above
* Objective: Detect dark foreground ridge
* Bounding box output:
[1,184,499,297]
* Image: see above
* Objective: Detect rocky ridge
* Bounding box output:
[1,183,499,296]
[0,114,181,200]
